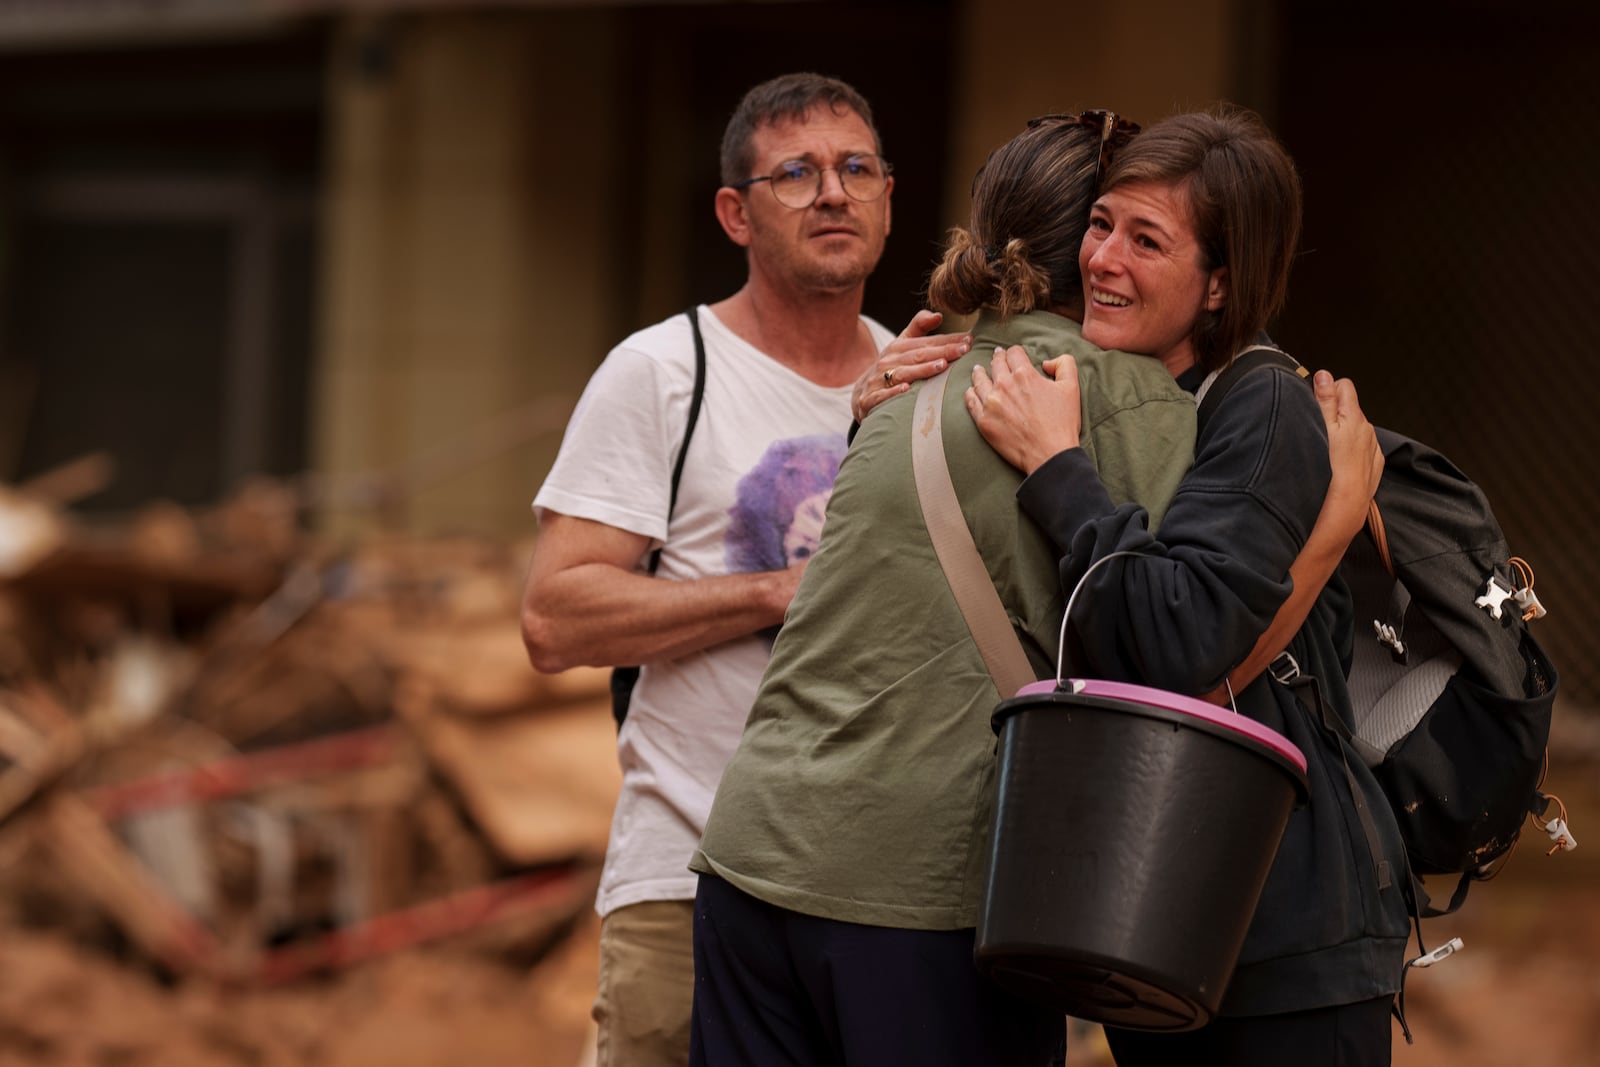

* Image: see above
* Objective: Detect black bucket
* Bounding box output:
[975,679,1308,1032]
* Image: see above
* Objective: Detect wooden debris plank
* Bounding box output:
[84,725,400,821]
[0,689,84,826]
[403,697,619,867]
[254,866,588,985]
[43,794,220,975]
[4,541,281,616]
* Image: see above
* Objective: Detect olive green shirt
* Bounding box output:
[692,311,1195,928]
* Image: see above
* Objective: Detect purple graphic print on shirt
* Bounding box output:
[725,433,848,574]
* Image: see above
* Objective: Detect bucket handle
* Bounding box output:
[1056,549,1240,713]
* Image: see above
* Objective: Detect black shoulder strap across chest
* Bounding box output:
[647,305,707,574]
[611,307,708,730]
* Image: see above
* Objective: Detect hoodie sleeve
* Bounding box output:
[1016,365,1329,694]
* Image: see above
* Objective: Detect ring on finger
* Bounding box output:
[883,369,895,386]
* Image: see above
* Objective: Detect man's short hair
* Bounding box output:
[720,72,880,188]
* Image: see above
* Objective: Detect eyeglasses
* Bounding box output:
[1026,109,1141,185]
[731,153,893,210]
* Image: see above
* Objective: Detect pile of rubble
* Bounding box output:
[0,468,618,998]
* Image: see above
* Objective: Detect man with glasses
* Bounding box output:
[522,72,960,1067]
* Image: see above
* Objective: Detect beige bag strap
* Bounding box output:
[911,370,1037,698]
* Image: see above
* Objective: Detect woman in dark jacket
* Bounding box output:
[968,106,1411,1066]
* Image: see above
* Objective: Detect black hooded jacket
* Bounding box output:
[1015,360,1411,1015]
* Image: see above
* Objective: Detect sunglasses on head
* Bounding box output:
[1025,109,1141,184]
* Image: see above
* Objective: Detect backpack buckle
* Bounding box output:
[1407,936,1465,970]
[1269,650,1301,684]
[1474,575,1517,621]
[1373,619,1407,658]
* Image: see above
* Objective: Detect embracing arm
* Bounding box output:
[520,512,802,674]
[1016,369,1329,693]
[968,346,1369,696]
[850,310,972,423]
[1217,371,1383,695]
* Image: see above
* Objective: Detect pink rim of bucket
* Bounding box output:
[1014,678,1307,775]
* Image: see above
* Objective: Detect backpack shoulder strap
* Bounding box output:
[1199,344,1397,894]
[614,308,708,730]
[1197,347,1394,568]
[1194,344,1307,433]
[647,306,707,575]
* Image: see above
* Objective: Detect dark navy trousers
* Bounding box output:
[1104,994,1394,1066]
[689,874,1063,1067]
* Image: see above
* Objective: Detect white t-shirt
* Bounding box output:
[534,305,893,915]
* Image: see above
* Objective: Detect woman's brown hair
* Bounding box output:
[927,116,1117,318]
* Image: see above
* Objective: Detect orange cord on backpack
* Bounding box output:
[1509,557,1545,622]
[1532,790,1577,856]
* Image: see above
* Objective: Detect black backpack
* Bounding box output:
[609,306,707,730]
[1198,347,1567,917]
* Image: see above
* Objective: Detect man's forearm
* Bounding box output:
[521,564,800,673]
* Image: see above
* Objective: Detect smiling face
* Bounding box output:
[1077,179,1227,377]
[726,103,893,295]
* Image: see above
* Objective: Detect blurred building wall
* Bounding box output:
[1,0,1595,712]
[942,0,1251,228]
[311,2,966,537]
[309,0,1249,538]
[0,19,323,511]
[1268,1,1600,712]
[314,10,623,538]
[305,0,1600,711]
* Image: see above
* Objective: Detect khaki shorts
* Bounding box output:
[593,899,695,1067]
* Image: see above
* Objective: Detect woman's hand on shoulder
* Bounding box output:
[965,346,1082,475]
[1315,369,1384,544]
[851,310,971,423]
